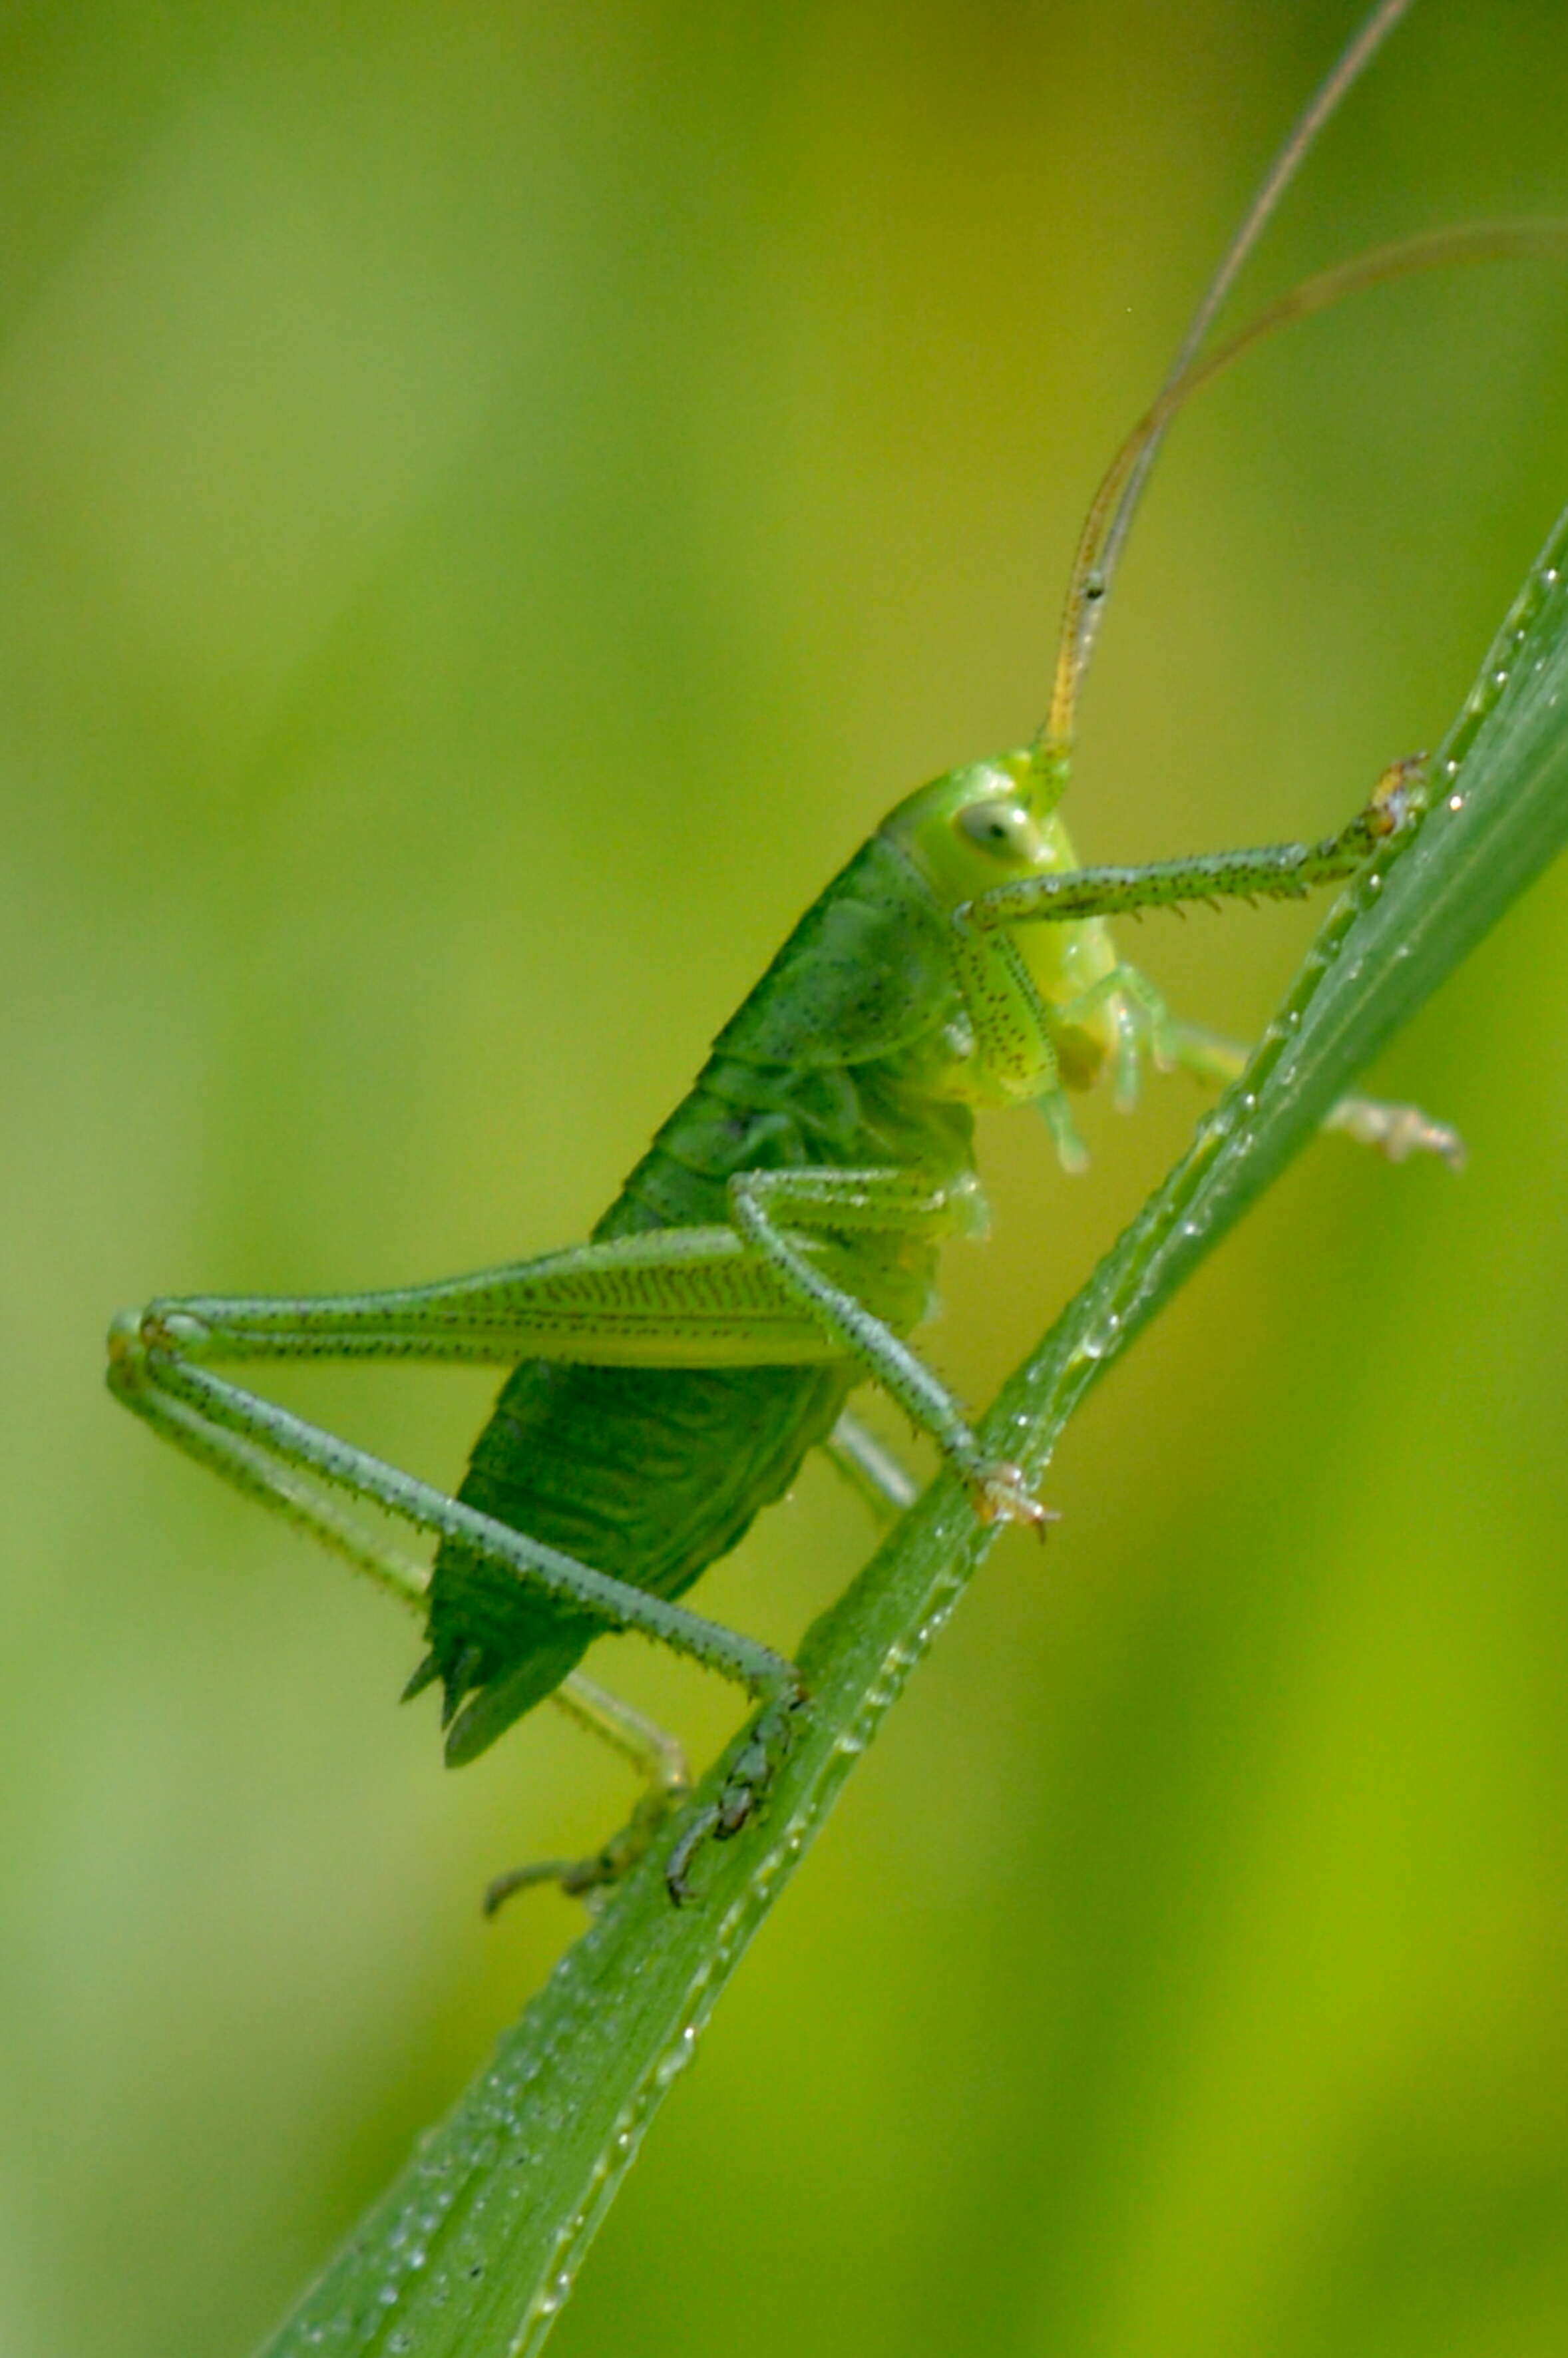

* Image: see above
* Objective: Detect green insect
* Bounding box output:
[110,0,1531,1909]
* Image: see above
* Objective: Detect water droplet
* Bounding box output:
[533,2270,576,2319]
[654,2025,699,2089]
[1079,1310,1121,1361]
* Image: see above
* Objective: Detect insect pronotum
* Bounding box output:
[106,0,1552,1905]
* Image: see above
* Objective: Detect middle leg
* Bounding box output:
[727,1166,1056,1533]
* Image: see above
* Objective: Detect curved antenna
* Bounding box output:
[1037,218,1568,764]
[1040,0,1417,767]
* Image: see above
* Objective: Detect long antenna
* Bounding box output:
[1038,216,1568,764]
[1042,0,1417,763]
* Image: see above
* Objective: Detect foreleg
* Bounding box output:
[1165,1020,1464,1167]
[968,754,1422,934]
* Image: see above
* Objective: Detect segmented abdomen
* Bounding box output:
[428,1350,851,1762]
[420,1113,861,1762]
[419,829,973,1762]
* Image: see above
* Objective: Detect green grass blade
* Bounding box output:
[257,510,1568,2358]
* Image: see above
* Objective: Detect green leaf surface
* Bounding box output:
[258,506,1568,2358]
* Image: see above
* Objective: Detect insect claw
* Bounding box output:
[1326,1095,1466,1170]
[1370,750,1429,833]
[666,1805,722,1907]
[968,1460,1059,1535]
[487,1772,697,1916]
[662,1689,804,1903]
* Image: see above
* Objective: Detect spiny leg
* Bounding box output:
[109,1227,947,1901]
[104,1329,693,1907]
[108,1235,896,1901]
[110,1311,801,1694]
[108,1195,1030,1903]
[136,1223,850,1373]
[964,755,1428,1158]
[666,1172,1032,1903]
[726,1165,1056,1535]
[108,1305,808,1903]
[669,1399,931,1904]
[106,1334,437,1611]
[970,753,1424,934]
[1165,1019,1464,1167]
[642,1413,914,1904]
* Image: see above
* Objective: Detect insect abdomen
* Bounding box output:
[423,1101,871,1763]
[427,1351,852,1762]
[420,833,973,1763]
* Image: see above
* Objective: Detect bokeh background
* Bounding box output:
[5,3,1568,2353]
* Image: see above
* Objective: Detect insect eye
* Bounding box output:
[956,799,1032,858]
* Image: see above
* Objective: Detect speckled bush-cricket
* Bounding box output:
[108,0,1546,1907]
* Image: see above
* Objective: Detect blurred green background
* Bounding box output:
[5,3,1568,2353]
